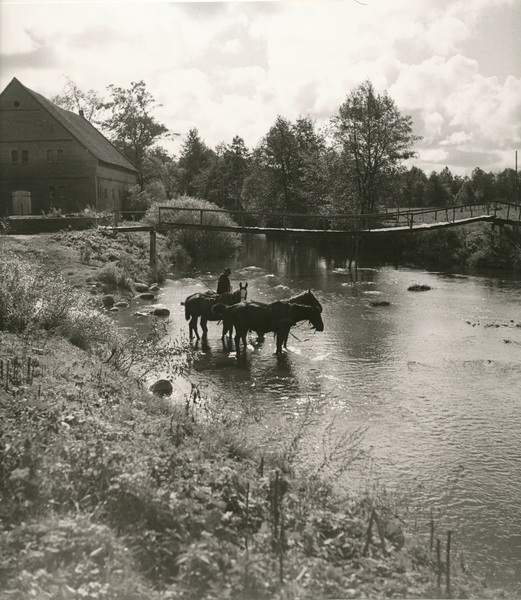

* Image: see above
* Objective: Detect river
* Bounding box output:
[115,234,521,590]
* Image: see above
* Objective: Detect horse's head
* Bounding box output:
[287,303,324,332]
[305,305,324,331]
[237,281,248,302]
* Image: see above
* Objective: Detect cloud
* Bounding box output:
[1,0,519,176]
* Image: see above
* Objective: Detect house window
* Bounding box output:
[59,187,65,198]
[22,151,28,163]
[57,150,64,162]
[12,151,18,163]
[104,188,108,199]
[47,150,53,162]
[49,187,55,198]
[13,101,20,108]
[112,189,116,200]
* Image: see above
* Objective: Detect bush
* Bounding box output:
[142,196,242,260]
[0,248,119,353]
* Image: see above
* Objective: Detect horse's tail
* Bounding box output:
[185,302,190,321]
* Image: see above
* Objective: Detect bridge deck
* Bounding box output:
[106,213,511,236]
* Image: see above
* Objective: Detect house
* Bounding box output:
[0,77,139,217]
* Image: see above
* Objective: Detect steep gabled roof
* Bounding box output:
[7,78,138,173]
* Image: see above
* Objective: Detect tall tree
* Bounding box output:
[263,116,300,212]
[51,77,105,123]
[332,80,421,216]
[425,171,453,206]
[102,81,170,186]
[177,128,215,197]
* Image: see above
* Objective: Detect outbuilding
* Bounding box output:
[0,77,138,217]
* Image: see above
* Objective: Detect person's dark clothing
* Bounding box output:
[217,273,231,294]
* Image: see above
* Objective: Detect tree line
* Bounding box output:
[53,78,519,220]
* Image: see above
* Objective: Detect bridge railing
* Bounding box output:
[153,201,521,234]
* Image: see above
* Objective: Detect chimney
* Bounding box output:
[79,109,84,118]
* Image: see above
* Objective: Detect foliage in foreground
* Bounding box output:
[0,249,118,353]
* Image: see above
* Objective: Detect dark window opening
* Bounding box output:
[22,151,28,163]
[57,149,63,162]
[49,187,55,198]
[12,151,18,163]
[13,101,20,108]
[47,150,53,162]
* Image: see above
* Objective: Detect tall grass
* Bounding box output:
[0,246,119,353]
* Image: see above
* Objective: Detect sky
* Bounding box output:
[1,0,520,177]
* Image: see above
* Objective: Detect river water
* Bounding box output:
[115,234,521,590]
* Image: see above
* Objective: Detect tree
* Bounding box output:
[246,115,328,219]
[102,81,170,186]
[51,77,105,123]
[470,167,495,203]
[220,136,250,209]
[177,128,215,198]
[332,80,421,216]
[263,116,300,213]
[141,147,181,199]
[425,171,453,207]
[397,166,428,208]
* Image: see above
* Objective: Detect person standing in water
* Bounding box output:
[217,267,232,294]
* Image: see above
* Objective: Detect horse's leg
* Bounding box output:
[189,316,200,340]
[221,319,230,341]
[235,330,241,355]
[201,317,209,339]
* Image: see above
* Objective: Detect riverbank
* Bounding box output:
[0,231,513,599]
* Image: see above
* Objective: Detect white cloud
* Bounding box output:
[440,131,474,146]
[423,112,444,141]
[0,0,519,175]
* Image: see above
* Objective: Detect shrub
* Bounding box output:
[0,247,120,353]
[142,196,242,260]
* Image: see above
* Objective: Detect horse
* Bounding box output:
[212,300,324,356]
[182,282,248,340]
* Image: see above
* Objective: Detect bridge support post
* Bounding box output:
[149,228,157,267]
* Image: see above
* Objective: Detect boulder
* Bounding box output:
[134,282,149,292]
[114,301,129,308]
[101,294,115,308]
[153,307,170,317]
[139,293,155,301]
[150,379,173,396]
[149,284,160,292]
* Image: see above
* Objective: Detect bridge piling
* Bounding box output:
[149,228,156,266]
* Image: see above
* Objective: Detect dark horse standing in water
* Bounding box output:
[212,293,324,356]
[182,282,248,340]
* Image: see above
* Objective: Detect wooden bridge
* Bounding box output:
[107,200,521,264]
